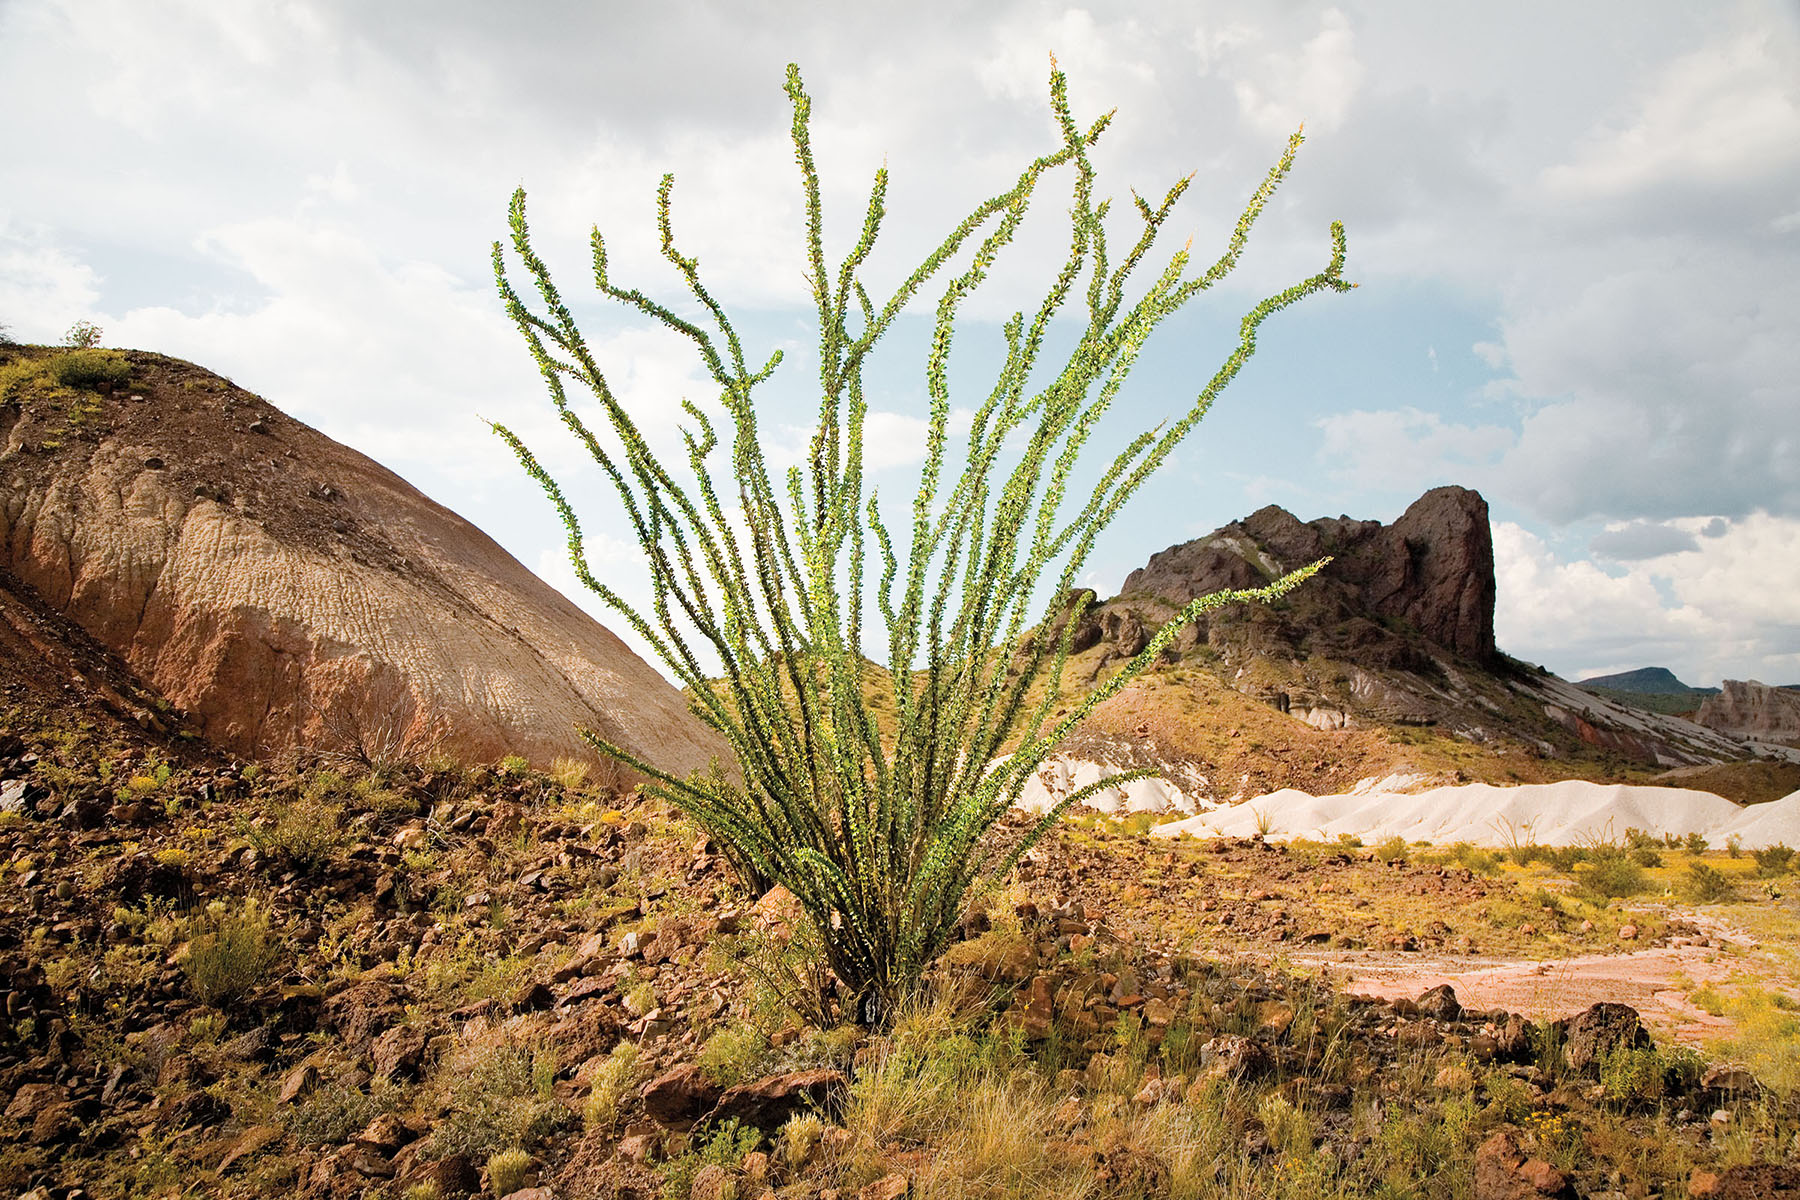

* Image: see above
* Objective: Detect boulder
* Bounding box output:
[704,1067,848,1132]
[1558,1002,1650,1074]
[641,1062,724,1130]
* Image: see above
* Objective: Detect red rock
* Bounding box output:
[219,1124,283,1172]
[641,1063,723,1130]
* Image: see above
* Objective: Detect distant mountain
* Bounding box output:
[1577,667,1718,695]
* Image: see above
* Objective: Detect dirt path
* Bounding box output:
[1282,910,1759,1046]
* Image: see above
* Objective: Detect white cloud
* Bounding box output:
[1540,33,1800,208]
[1314,407,1512,490]
[1494,516,1800,686]
[0,228,102,341]
[1229,7,1364,137]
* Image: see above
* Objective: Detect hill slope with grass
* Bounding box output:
[1026,489,1760,812]
[0,344,726,775]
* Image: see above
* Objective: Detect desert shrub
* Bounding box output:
[487,1147,532,1196]
[283,1075,406,1146]
[1629,845,1663,868]
[658,1119,761,1200]
[549,756,590,790]
[1726,835,1742,858]
[182,898,280,1008]
[581,1042,643,1131]
[64,319,102,348]
[1579,854,1647,900]
[698,1024,771,1087]
[1624,827,1658,852]
[497,753,531,779]
[51,349,130,390]
[1685,862,1734,903]
[1752,843,1796,877]
[1684,832,1709,855]
[494,59,1352,1022]
[252,794,346,874]
[1375,836,1409,864]
[431,1039,573,1159]
[1542,846,1589,872]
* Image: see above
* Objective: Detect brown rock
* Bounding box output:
[1559,1003,1649,1074]
[371,1022,430,1079]
[219,1124,283,1172]
[4,1082,68,1122]
[322,979,407,1050]
[278,1063,320,1103]
[1416,984,1461,1021]
[0,353,729,773]
[1695,1164,1800,1199]
[689,1165,735,1200]
[1198,1034,1270,1080]
[860,1174,909,1200]
[29,1101,76,1144]
[707,1068,849,1132]
[1700,1063,1761,1096]
[498,1190,555,1200]
[413,1153,481,1197]
[642,1063,724,1130]
[1473,1129,1572,1199]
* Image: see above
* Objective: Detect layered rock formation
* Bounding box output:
[1065,486,1749,769]
[1697,680,1800,747]
[0,348,727,773]
[1118,485,1496,661]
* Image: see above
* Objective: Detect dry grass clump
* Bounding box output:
[181,897,280,1008]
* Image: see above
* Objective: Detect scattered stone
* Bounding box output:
[1618,923,1638,941]
[1474,1129,1572,1199]
[860,1174,909,1200]
[1416,984,1461,1022]
[642,1063,724,1130]
[706,1068,849,1133]
[1559,1003,1649,1075]
[218,1124,282,1172]
[1198,1034,1270,1080]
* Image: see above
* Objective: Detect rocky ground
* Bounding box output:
[4,704,1800,1199]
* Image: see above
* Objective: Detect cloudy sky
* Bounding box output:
[3,0,1797,688]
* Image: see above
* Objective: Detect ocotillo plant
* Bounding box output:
[493,61,1354,1025]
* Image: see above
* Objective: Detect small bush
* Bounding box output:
[430,1039,573,1159]
[1752,844,1796,877]
[182,899,280,1008]
[698,1025,770,1087]
[1376,836,1409,863]
[582,1042,642,1131]
[1580,855,1647,900]
[1684,832,1709,856]
[283,1075,405,1146]
[1629,845,1663,869]
[487,1147,532,1196]
[51,349,130,390]
[253,794,346,874]
[657,1119,760,1200]
[1726,835,1742,858]
[64,319,103,349]
[1684,862,1734,903]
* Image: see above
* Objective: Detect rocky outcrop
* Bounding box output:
[1119,485,1496,661]
[1697,680,1800,747]
[0,348,728,773]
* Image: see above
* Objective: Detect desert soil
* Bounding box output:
[1299,906,1757,1045]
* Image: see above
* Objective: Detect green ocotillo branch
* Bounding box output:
[492,59,1354,1023]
